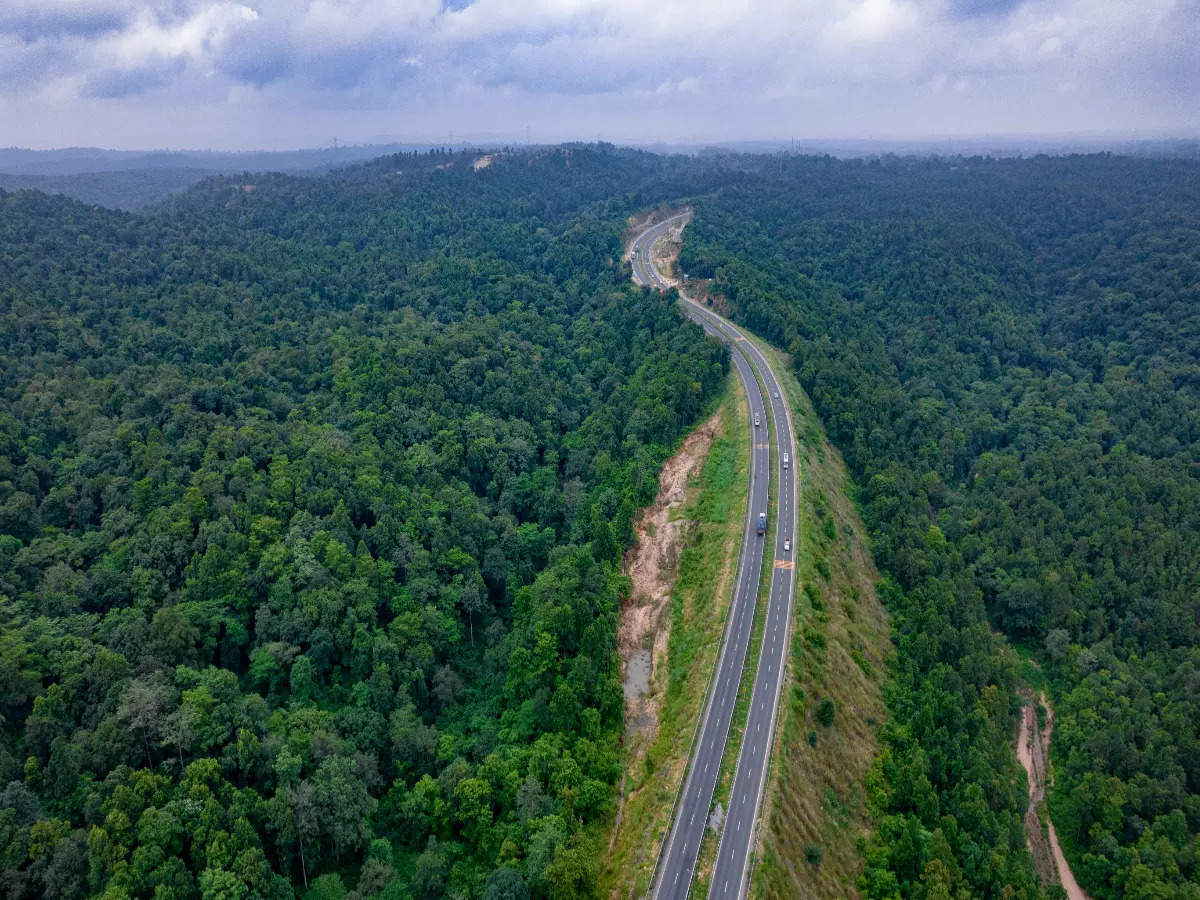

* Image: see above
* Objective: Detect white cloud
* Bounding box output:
[293,0,439,48]
[97,2,258,69]
[823,0,920,45]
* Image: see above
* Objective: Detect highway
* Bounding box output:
[631,214,799,900]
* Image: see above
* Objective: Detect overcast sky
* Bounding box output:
[1,0,1196,150]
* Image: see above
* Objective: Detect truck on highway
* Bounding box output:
[757,512,767,535]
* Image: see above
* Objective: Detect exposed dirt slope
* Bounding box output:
[623,207,691,267]
[620,412,720,737]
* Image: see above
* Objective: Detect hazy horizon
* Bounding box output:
[5,130,1198,157]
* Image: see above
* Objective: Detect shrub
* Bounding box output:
[816,698,836,727]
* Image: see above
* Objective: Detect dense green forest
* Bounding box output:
[3,145,1197,899]
[0,146,731,898]
[679,154,1200,898]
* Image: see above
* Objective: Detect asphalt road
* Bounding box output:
[631,215,798,900]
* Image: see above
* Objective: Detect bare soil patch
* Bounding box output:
[620,411,720,738]
[650,218,687,282]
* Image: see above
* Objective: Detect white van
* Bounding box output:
[782,451,790,469]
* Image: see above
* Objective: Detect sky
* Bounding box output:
[1,0,1197,150]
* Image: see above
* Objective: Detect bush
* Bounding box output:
[805,844,823,866]
[815,557,831,581]
[816,698,836,727]
[803,581,822,610]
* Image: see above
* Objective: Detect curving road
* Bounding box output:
[632,215,799,900]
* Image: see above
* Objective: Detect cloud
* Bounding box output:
[948,0,1027,20]
[97,3,258,70]
[0,1,134,41]
[0,0,1196,147]
[213,15,295,86]
[824,0,921,45]
[475,32,652,95]
[52,3,259,99]
[85,57,183,97]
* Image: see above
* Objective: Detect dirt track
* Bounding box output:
[1017,692,1091,900]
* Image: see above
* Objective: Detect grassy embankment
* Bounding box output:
[601,369,750,897]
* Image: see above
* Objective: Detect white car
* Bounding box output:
[754,415,760,427]
[784,538,791,552]
[774,391,780,399]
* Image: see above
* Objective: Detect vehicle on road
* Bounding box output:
[633,214,796,900]
[782,451,789,469]
[784,538,791,552]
